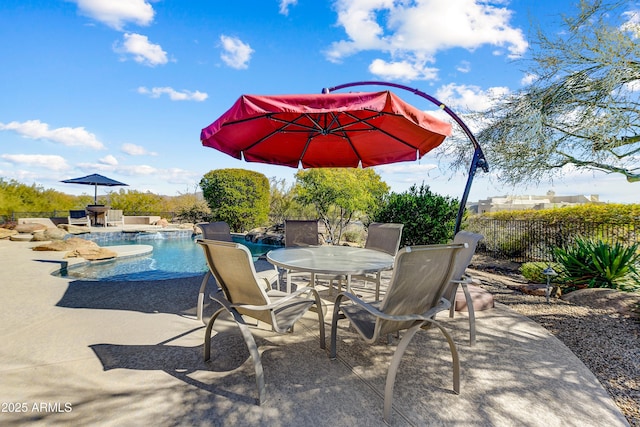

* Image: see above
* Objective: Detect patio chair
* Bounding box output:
[68,210,90,227]
[105,209,124,227]
[440,230,484,346]
[195,222,279,322]
[330,243,466,423]
[340,222,403,300]
[199,239,325,404]
[283,219,319,293]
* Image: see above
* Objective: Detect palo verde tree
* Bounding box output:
[200,168,270,232]
[474,0,640,184]
[294,168,389,244]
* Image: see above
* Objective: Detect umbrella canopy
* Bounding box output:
[200,90,452,169]
[61,173,128,204]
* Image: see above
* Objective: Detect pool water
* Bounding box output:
[57,235,281,281]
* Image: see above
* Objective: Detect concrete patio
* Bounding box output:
[0,238,629,426]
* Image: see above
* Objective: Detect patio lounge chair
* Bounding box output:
[441,230,485,346]
[330,243,466,423]
[199,239,325,404]
[195,222,279,322]
[342,222,404,300]
[105,209,124,227]
[283,219,319,293]
[68,210,90,227]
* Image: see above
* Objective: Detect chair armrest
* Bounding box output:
[335,292,451,322]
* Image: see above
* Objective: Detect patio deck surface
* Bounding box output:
[0,238,629,426]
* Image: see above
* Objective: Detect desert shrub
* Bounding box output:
[520,262,564,283]
[374,183,458,246]
[552,237,640,292]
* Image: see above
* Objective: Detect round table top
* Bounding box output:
[266,245,394,275]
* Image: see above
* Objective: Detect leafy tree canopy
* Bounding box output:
[294,168,389,244]
[200,168,270,232]
[474,0,640,184]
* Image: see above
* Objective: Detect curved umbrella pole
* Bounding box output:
[323,81,489,233]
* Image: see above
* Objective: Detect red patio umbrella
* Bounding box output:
[200,90,452,169]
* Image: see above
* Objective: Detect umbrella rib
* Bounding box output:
[242,114,313,153]
[341,111,423,153]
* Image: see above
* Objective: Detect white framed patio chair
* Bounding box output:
[330,243,466,423]
[283,219,319,293]
[105,209,124,227]
[195,222,279,322]
[199,239,325,405]
[440,230,484,346]
[68,210,90,227]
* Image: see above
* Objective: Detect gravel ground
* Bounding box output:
[470,256,640,426]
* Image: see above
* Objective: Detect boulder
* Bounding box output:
[0,228,18,240]
[64,247,118,261]
[157,218,170,228]
[15,223,47,233]
[31,230,49,242]
[57,224,91,234]
[10,233,34,242]
[43,227,68,241]
[32,237,98,252]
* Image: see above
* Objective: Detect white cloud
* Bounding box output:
[326,0,528,80]
[137,86,208,101]
[0,120,105,149]
[121,143,158,156]
[368,58,438,81]
[279,0,298,16]
[456,61,471,73]
[520,72,537,86]
[115,33,168,66]
[99,154,119,165]
[0,154,69,171]
[621,9,640,38]
[435,83,510,113]
[376,163,438,174]
[219,35,254,69]
[73,0,155,30]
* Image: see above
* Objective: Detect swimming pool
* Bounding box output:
[56,233,282,281]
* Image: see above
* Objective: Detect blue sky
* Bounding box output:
[1,0,638,204]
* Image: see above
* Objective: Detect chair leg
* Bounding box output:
[383,320,460,423]
[329,295,346,359]
[427,320,461,394]
[383,323,421,423]
[204,304,266,405]
[461,283,476,346]
[197,271,212,323]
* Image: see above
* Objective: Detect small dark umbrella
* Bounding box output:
[61,173,128,204]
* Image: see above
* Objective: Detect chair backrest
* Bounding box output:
[284,220,319,247]
[69,210,87,219]
[106,209,123,221]
[197,221,233,242]
[441,230,484,304]
[198,239,272,324]
[364,222,404,256]
[376,244,465,336]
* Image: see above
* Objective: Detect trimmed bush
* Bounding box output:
[520,262,564,283]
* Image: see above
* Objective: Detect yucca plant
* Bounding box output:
[552,237,640,292]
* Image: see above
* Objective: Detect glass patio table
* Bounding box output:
[266,245,394,294]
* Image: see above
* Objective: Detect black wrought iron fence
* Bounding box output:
[466,218,640,263]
